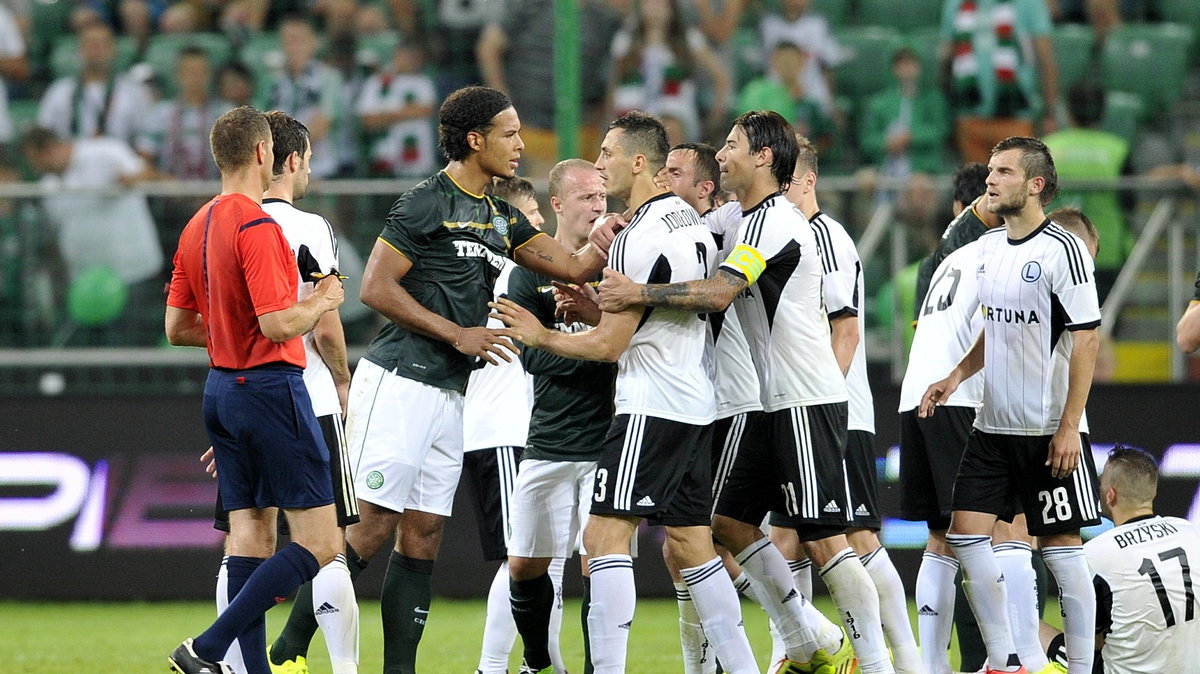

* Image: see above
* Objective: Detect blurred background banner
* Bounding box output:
[3,382,1197,601]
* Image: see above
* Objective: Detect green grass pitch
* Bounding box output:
[1,597,986,673]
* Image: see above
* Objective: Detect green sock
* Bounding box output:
[581,575,593,674]
[269,542,368,665]
[382,551,433,674]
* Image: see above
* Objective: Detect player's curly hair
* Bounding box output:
[438,86,513,162]
[733,110,797,191]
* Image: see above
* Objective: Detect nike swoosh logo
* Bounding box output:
[414,608,430,614]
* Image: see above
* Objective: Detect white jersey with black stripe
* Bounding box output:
[263,198,342,418]
[1085,515,1200,674]
[703,201,762,419]
[609,193,718,425]
[720,194,847,413]
[463,260,534,451]
[897,232,1000,412]
[974,219,1101,435]
[809,211,872,432]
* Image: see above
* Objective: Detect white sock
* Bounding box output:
[477,562,516,674]
[586,555,636,674]
[1043,546,1096,674]
[789,557,814,599]
[675,582,717,674]
[216,557,247,674]
[312,555,358,674]
[735,538,819,662]
[946,533,1020,672]
[819,548,894,674]
[994,542,1048,671]
[548,558,567,674]
[681,556,759,674]
[915,551,958,674]
[862,547,922,673]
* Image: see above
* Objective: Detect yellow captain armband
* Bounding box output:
[723,244,767,285]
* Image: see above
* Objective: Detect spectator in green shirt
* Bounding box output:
[735,41,834,151]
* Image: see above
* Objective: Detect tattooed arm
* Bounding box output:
[597,267,748,314]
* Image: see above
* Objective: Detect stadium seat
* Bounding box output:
[1052,24,1096,96]
[1101,23,1194,120]
[904,26,943,89]
[856,0,942,31]
[29,0,73,65]
[238,31,284,99]
[833,26,904,106]
[49,36,141,80]
[144,33,234,96]
[730,26,766,89]
[7,97,40,137]
[356,32,400,70]
[1101,90,1142,142]
[1161,0,1200,65]
[810,0,852,28]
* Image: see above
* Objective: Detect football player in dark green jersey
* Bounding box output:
[302,86,618,674]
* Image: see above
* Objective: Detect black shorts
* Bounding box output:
[712,411,758,500]
[462,446,522,562]
[898,406,975,529]
[843,430,881,530]
[590,414,713,527]
[214,412,359,533]
[951,429,1101,537]
[714,402,850,536]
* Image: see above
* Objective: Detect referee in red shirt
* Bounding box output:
[164,106,345,674]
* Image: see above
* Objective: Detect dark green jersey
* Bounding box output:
[507,265,615,462]
[914,203,989,321]
[363,171,542,391]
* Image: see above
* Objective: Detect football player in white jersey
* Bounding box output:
[779,135,921,673]
[1043,446,1200,673]
[463,176,563,674]
[490,111,760,674]
[597,110,893,674]
[921,137,1103,674]
[239,111,360,674]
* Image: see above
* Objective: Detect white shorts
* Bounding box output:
[346,359,464,517]
[507,459,596,559]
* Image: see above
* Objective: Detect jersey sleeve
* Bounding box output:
[812,223,859,318]
[379,189,440,260]
[501,203,544,258]
[165,246,198,311]
[1093,573,1113,638]
[1050,233,1102,330]
[238,219,299,316]
[610,228,668,283]
[719,210,791,286]
[317,217,340,272]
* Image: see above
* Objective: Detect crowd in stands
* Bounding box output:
[0,0,1197,347]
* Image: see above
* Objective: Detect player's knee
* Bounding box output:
[509,556,551,581]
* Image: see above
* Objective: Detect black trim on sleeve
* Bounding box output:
[827,307,858,320]
[1066,319,1102,332]
[1094,574,1113,637]
[239,217,276,232]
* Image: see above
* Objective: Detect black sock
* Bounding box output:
[382,551,433,674]
[510,573,554,670]
[581,575,594,674]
